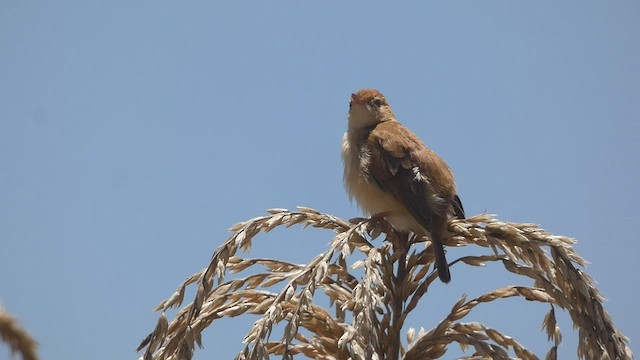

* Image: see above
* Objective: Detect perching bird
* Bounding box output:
[342,89,465,283]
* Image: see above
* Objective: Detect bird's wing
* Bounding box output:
[367,120,460,229]
[452,194,465,220]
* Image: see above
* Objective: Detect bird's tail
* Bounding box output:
[431,222,451,283]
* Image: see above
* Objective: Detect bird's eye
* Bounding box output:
[371,98,383,108]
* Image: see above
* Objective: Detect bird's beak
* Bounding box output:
[351,92,365,105]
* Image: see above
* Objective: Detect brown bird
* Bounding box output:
[342,88,465,283]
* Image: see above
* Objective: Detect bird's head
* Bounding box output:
[348,89,396,130]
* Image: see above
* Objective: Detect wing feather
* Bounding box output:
[367,120,460,230]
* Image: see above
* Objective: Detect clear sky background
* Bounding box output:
[1,2,638,359]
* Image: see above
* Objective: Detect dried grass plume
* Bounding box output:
[0,304,39,360]
[138,207,632,360]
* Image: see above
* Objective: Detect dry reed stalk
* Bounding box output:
[137,207,632,360]
[0,304,39,360]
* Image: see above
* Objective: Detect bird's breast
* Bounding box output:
[342,133,423,233]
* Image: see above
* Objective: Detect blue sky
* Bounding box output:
[1,1,638,359]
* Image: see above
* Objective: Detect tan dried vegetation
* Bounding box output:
[0,304,39,360]
[137,208,632,360]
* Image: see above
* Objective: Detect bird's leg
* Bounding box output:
[348,212,392,227]
[368,211,397,238]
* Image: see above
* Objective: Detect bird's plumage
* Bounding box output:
[342,89,464,283]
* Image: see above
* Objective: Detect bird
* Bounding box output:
[342,88,465,283]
